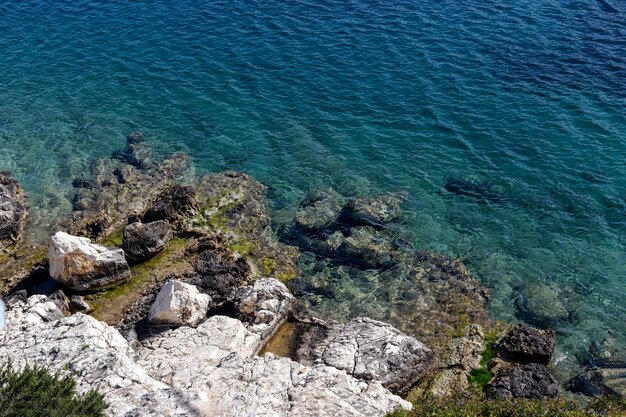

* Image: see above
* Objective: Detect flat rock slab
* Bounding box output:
[49,231,131,292]
[297,317,434,394]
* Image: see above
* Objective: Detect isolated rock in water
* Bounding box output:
[343,194,402,227]
[515,282,572,327]
[1,295,409,417]
[148,280,211,327]
[0,172,28,248]
[297,317,434,394]
[48,232,131,292]
[122,220,172,263]
[143,184,197,230]
[295,188,346,232]
[499,324,555,364]
[487,363,558,400]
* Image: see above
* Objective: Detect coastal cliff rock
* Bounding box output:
[0,172,28,249]
[49,231,131,291]
[122,220,173,263]
[142,185,197,230]
[148,280,211,327]
[296,317,435,394]
[0,294,410,417]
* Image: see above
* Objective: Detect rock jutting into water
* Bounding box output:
[1,134,607,416]
[0,172,28,250]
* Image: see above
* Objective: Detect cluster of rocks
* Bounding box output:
[486,324,558,400]
[3,132,622,416]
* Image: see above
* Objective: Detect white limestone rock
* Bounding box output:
[237,277,294,347]
[48,231,131,292]
[148,280,211,327]
[297,317,435,394]
[0,295,410,417]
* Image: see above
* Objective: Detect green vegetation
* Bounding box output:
[387,389,615,417]
[0,362,107,417]
[467,328,500,387]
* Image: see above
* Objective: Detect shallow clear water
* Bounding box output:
[1,1,625,361]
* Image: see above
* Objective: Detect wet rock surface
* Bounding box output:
[296,316,435,394]
[143,185,197,230]
[342,194,403,227]
[287,189,490,351]
[487,362,558,399]
[48,231,131,292]
[122,220,172,263]
[0,172,28,249]
[499,324,555,364]
[295,188,346,232]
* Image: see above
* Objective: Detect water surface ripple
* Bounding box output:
[1,0,625,370]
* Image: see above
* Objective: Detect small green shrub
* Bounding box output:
[0,361,107,417]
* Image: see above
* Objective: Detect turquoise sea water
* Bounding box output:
[1,1,625,369]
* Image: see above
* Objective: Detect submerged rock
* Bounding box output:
[343,194,403,227]
[122,220,172,263]
[337,226,396,269]
[487,362,558,400]
[143,184,197,230]
[0,172,28,249]
[296,317,435,394]
[295,188,346,232]
[514,282,573,327]
[148,280,211,327]
[48,231,131,292]
[499,324,555,364]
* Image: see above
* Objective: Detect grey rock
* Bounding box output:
[148,280,211,327]
[143,184,197,230]
[343,194,402,227]
[337,226,395,269]
[70,295,91,313]
[122,220,172,263]
[297,317,434,394]
[48,232,131,292]
[0,172,28,249]
[499,324,555,364]
[295,188,346,232]
[487,363,558,400]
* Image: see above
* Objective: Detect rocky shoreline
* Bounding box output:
[0,133,623,416]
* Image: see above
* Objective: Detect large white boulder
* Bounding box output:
[148,280,211,327]
[48,231,131,292]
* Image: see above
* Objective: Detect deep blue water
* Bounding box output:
[1,0,625,369]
